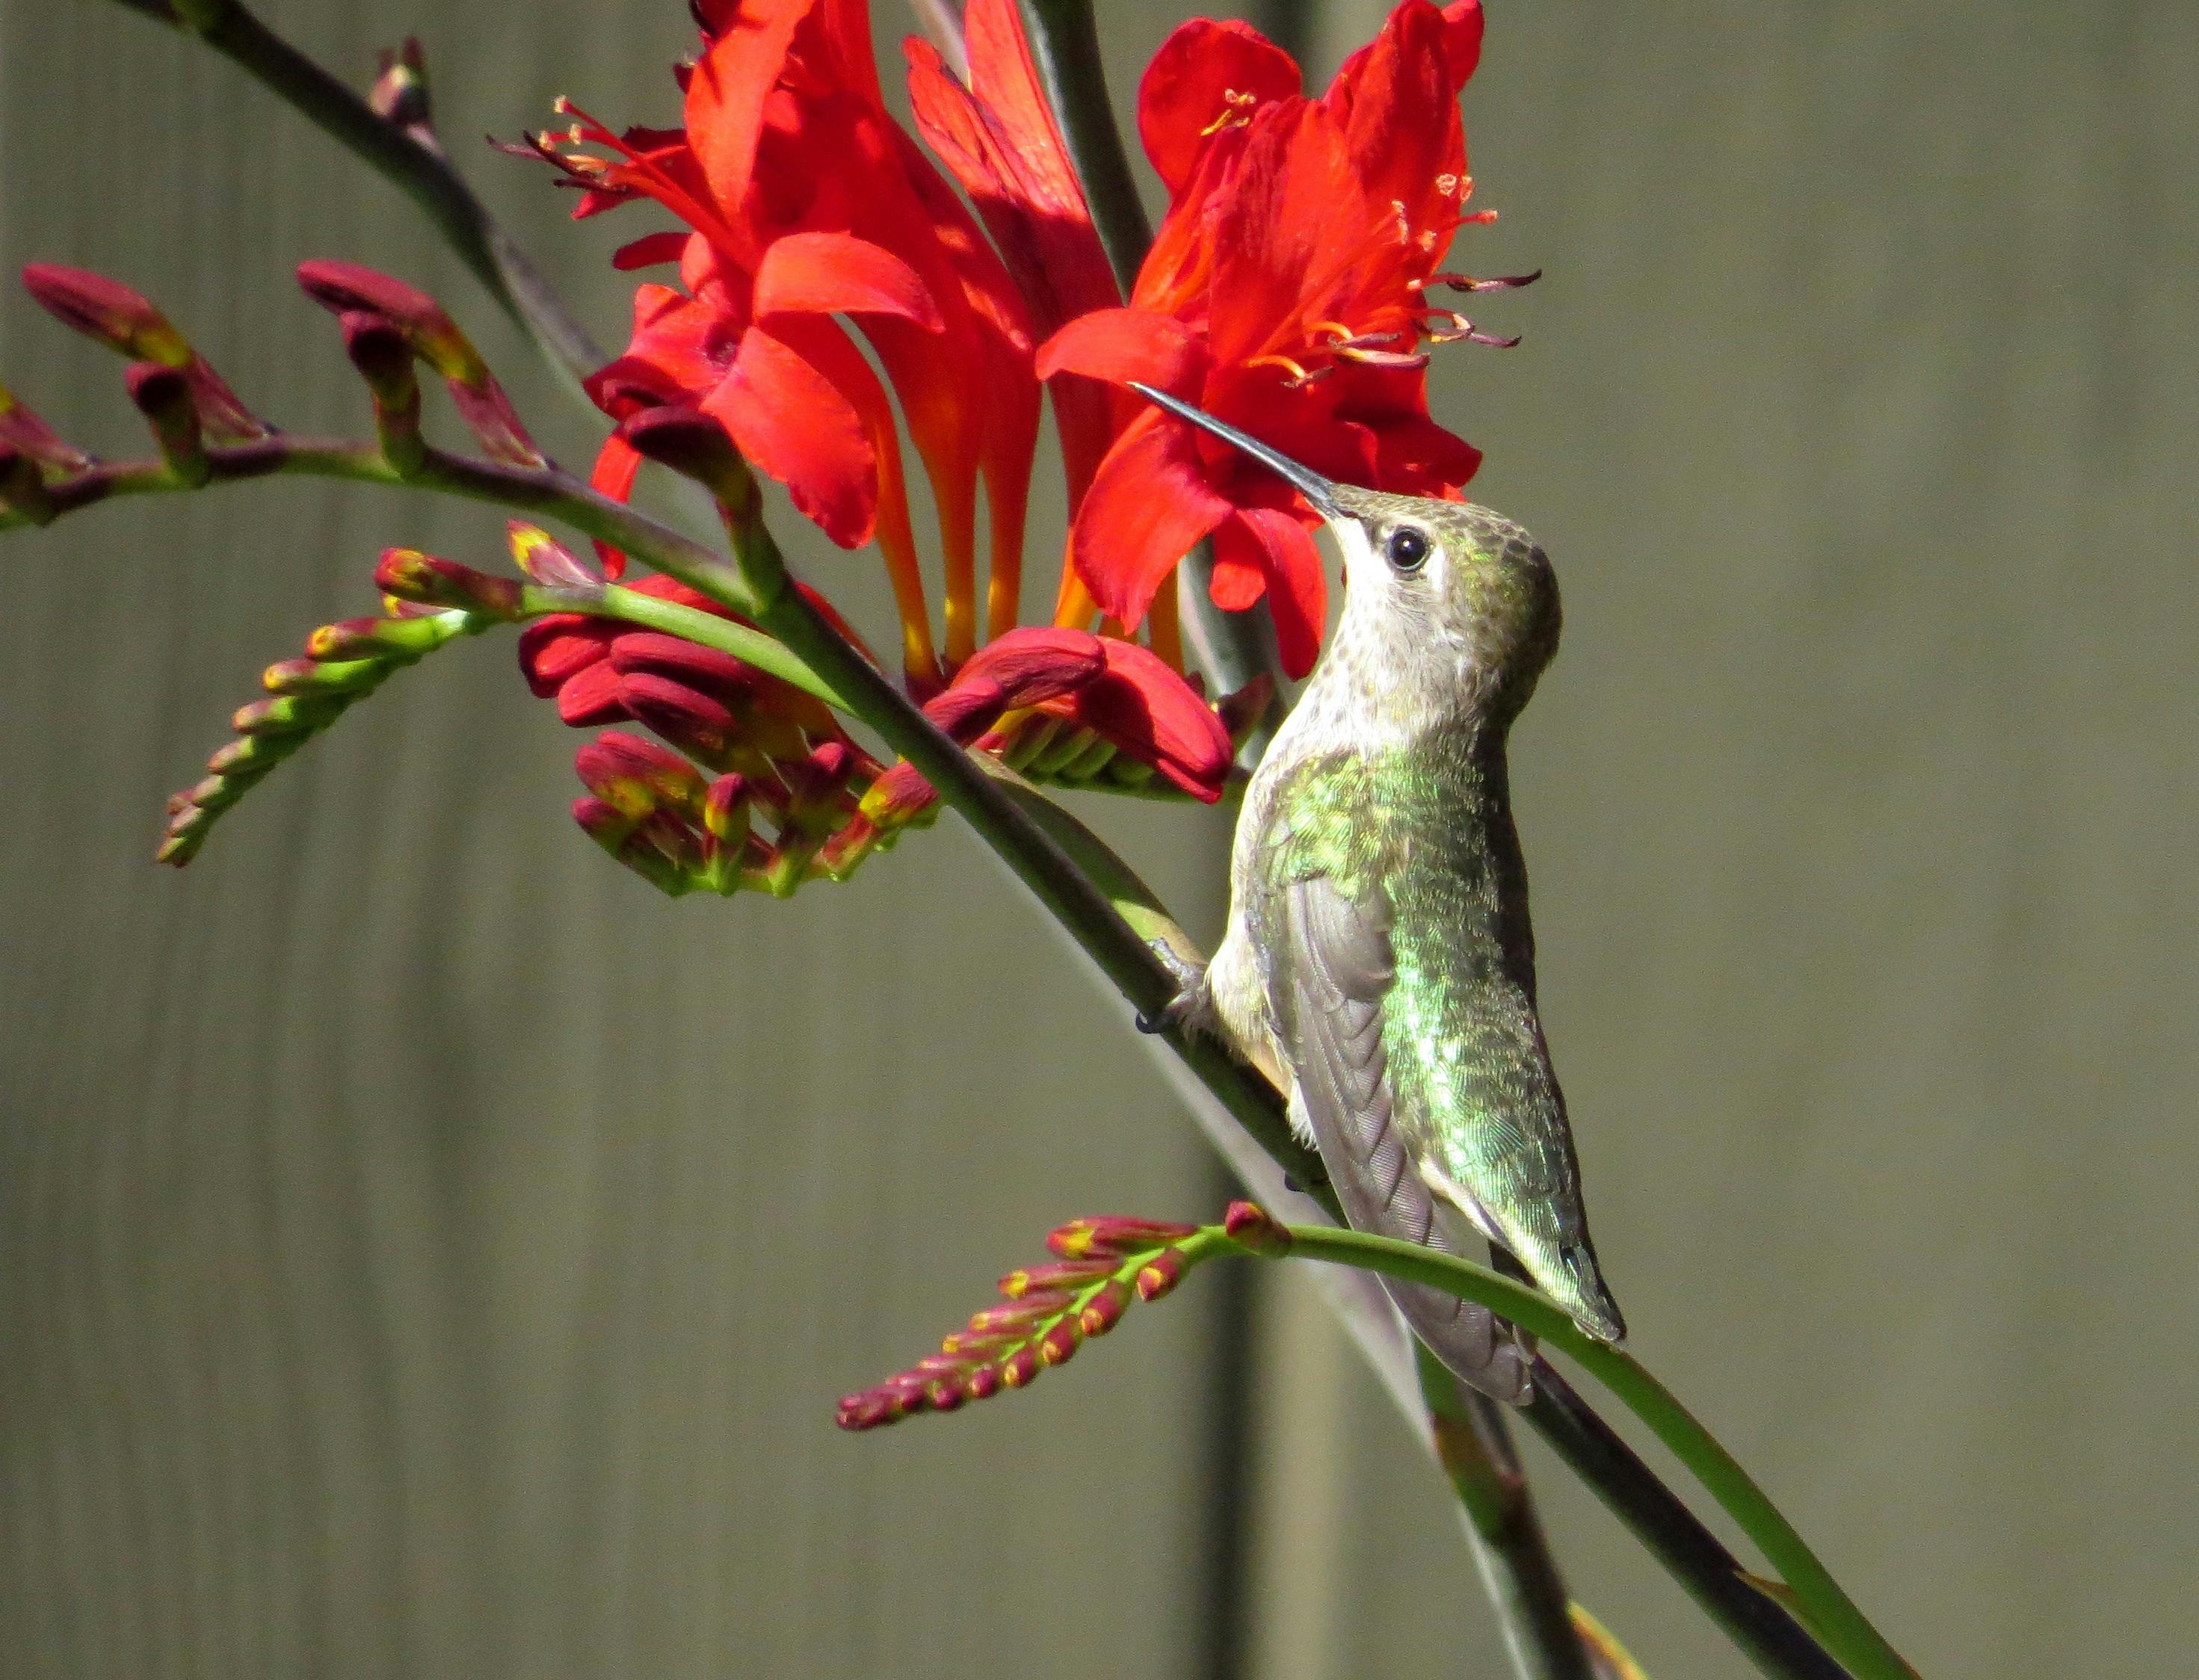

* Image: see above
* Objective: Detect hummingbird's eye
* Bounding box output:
[1385,525,1430,573]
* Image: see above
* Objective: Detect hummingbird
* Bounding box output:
[1131,382,1625,1403]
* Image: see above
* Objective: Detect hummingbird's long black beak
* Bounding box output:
[1129,382,1341,517]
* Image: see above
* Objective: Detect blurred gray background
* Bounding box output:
[1,1,2194,1676]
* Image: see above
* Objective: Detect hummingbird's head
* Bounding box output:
[1130,386,1560,727]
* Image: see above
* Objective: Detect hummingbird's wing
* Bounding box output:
[1271,873,1535,1403]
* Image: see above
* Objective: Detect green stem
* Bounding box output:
[1417,1345,1594,1680]
[1269,1226,1916,1680]
[108,0,604,392]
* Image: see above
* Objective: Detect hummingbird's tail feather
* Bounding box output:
[1276,875,1538,1403]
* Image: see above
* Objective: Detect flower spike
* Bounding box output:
[837,1214,1218,1431]
[22,263,267,442]
[297,260,543,466]
[161,600,487,865]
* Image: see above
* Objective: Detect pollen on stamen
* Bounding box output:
[1198,87,1261,138]
[1245,352,1314,385]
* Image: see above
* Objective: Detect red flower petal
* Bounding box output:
[587,435,644,578]
[704,324,878,549]
[1137,20,1302,199]
[519,619,613,698]
[1052,637,1233,801]
[555,661,630,727]
[752,230,945,330]
[683,0,812,246]
[611,231,692,271]
[1036,307,1204,390]
[1069,409,1235,630]
[1216,506,1327,679]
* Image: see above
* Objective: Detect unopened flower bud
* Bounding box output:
[617,404,757,513]
[702,773,750,844]
[999,1259,1117,1298]
[297,261,541,466]
[1135,1250,1188,1302]
[126,362,209,486]
[0,380,90,473]
[262,655,387,697]
[231,695,345,737]
[1078,1279,1132,1338]
[508,520,599,590]
[617,670,736,764]
[305,611,469,662]
[23,263,191,364]
[574,730,706,820]
[1047,1215,1199,1261]
[999,1347,1041,1389]
[1223,1200,1292,1256]
[964,1365,1004,1401]
[608,632,753,705]
[1037,1320,1082,1367]
[857,762,938,830]
[374,546,525,617]
[341,311,425,474]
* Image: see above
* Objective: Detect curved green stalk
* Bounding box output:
[1263,1224,1916,1680]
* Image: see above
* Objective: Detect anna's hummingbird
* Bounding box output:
[1132,383,1625,1403]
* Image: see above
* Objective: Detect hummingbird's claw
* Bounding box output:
[1136,938,1212,1036]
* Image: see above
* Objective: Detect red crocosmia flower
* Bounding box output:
[1037,0,1492,678]
[542,0,1043,685]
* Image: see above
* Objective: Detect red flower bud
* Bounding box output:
[0,380,90,473]
[126,362,209,486]
[608,632,754,705]
[1135,1250,1188,1302]
[374,547,525,617]
[508,520,599,590]
[617,670,736,763]
[999,1259,1117,1298]
[616,404,757,511]
[1047,1215,1199,1260]
[1222,1200,1292,1256]
[297,260,540,466]
[24,263,190,364]
[1037,1320,1082,1367]
[1078,1279,1132,1338]
[22,264,265,442]
[555,662,629,727]
[574,730,707,819]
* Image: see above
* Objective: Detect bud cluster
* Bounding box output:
[521,574,925,898]
[836,1215,1208,1431]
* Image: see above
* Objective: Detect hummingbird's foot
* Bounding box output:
[1135,939,1213,1036]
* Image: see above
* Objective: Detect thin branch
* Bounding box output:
[107,0,604,392]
